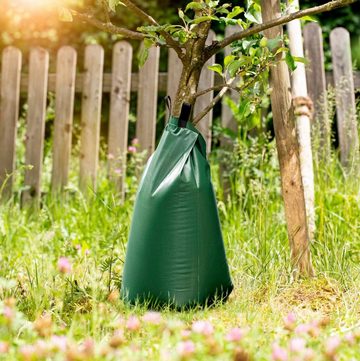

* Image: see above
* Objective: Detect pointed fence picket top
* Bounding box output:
[52,46,77,192]
[303,23,330,158]
[0,47,22,200]
[22,48,49,206]
[108,41,133,200]
[136,45,160,157]
[79,44,104,191]
[330,27,359,168]
[194,30,216,154]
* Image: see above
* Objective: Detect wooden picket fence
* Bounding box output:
[0,24,359,204]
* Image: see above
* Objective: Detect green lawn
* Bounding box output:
[1,136,360,360]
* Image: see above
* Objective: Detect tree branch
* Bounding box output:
[204,0,357,61]
[70,9,146,40]
[193,87,229,125]
[190,82,238,101]
[121,0,185,59]
[192,65,268,125]
[121,0,158,25]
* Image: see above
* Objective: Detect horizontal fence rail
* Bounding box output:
[0,25,359,203]
[0,70,359,94]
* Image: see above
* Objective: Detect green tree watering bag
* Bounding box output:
[121,114,233,308]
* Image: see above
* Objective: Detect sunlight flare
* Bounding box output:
[11,0,57,9]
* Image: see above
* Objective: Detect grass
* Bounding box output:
[1,131,360,360]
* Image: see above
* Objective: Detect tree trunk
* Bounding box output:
[287,0,316,241]
[261,0,314,276]
[172,20,212,117]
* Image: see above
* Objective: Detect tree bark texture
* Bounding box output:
[172,20,212,117]
[261,0,314,276]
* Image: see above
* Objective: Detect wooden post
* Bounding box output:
[23,48,49,206]
[303,23,330,158]
[261,0,314,276]
[166,49,182,121]
[330,27,359,169]
[287,0,315,241]
[136,45,160,157]
[79,44,104,191]
[0,47,22,200]
[108,41,132,200]
[194,30,216,154]
[52,46,77,192]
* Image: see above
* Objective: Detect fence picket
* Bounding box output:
[136,45,160,157]
[221,26,239,137]
[22,48,49,205]
[303,23,330,157]
[194,31,216,154]
[108,41,132,199]
[79,44,104,191]
[330,27,359,167]
[52,46,77,192]
[166,49,182,120]
[0,47,22,200]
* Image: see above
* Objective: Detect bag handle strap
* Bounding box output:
[164,95,172,116]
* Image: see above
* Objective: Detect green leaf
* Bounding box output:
[238,99,251,119]
[274,47,289,55]
[192,15,218,24]
[224,55,236,68]
[227,59,242,78]
[185,2,204,12]
[249,46,258,57]
[220,17,238,26]
[179,9,185,19]
[144,38,154,48]
[259,37,267,48]
[227,6,244,19]
[293,56,309,65]
[266,37,282,51]
[58,7,73,22]
[208,63,223,76]
[301,15,317,22]
[137,40,153,68]
[137,47,149,68]
[241,39,255,50]
[244,8,261,24]
[216,6,230,15]
[173,30,188,43]
[108,0,120,11]
[207,0,219,8]
[285,52,297,71]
